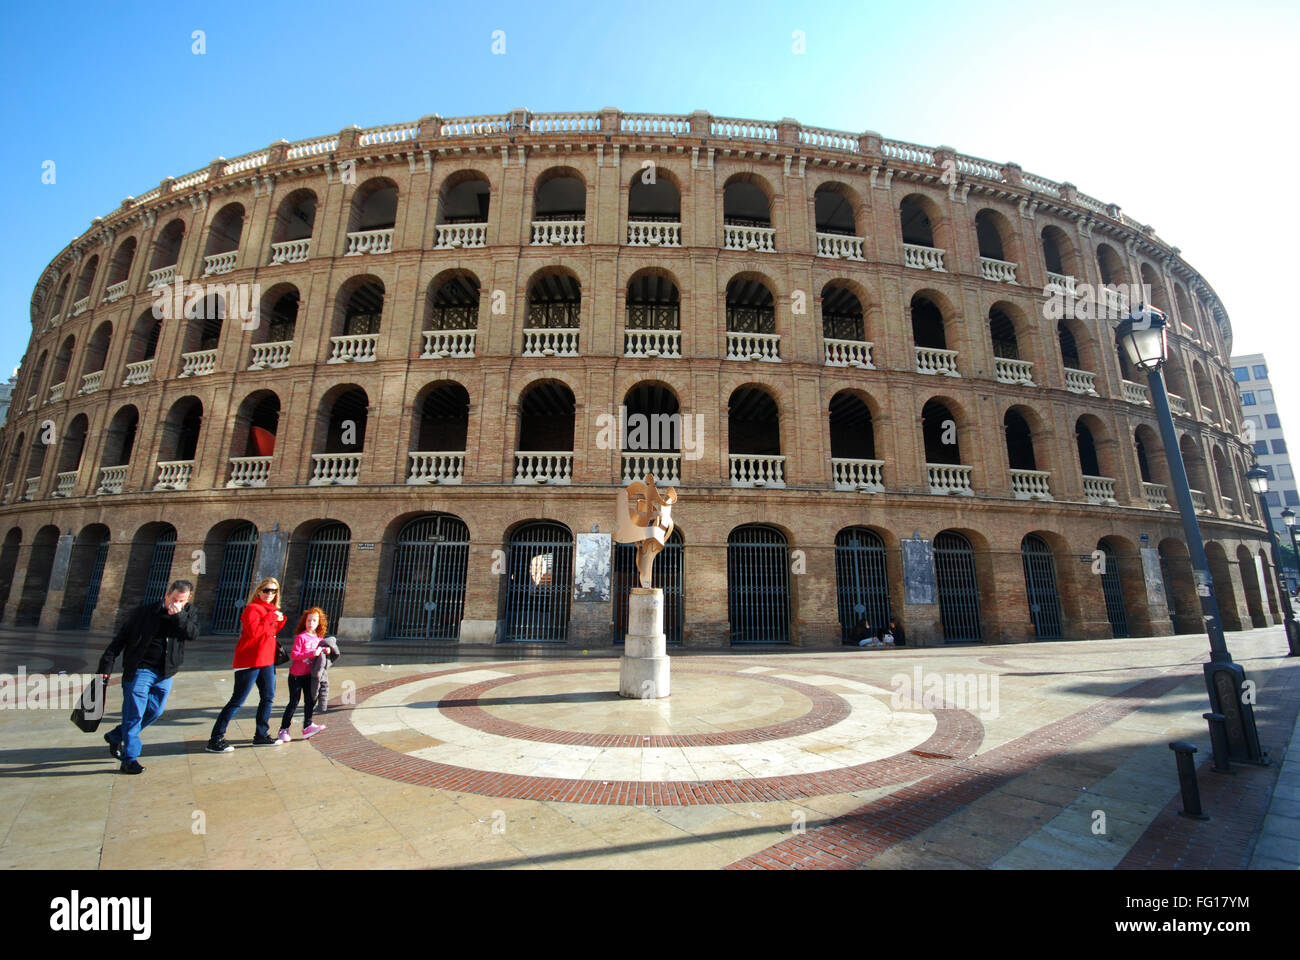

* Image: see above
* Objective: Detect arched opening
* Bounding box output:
[1205,542,1242,631]
[228,391,280,486]
[614,528,683,645]
[517,380,575,453]
[722,177,771,227]
[118,523,177,620]
[728,386,782,486]
[935,530,983,641]
[625,272,681,329]
[821,283,867,358]
[910,294,953,374]
[384,514,470,640]
[204,522,260,634]
[829,390,879,491]
[533,169,586,221]
[50,336,75,395]
[900,195,936,247]
[127,310,162,368]
[1076,418,1102,477]
[628,172,680,225]
[425,272,481,331]
[410,381,470,483]
[1179,435,1213,503]
[107,238,137,290]
[149,219,185,272]
[1022,534,1064,640]
[835,527,890,644]
[727,524,790,644]
[1096,539,1129,637]
[101,405,139,470]
[502,521,573,642]
[922,399,961,464]
[348,178,398,233]
[156,397,203,465]
[1158,538,1198,634]
[725,275,776,333]
[814,183,857,235]
[180,292,224,366]
[438,172,491,225]
[335,276,384,338]
[1236,545,1267,628]
[73,256,100,307]
[203,203,245,265]
[0,529,21,615]
[622,382,681,481]
[524,271,581,353]
[48,275,70,318]
[284,521,353,635]
[83,322,112,380]
[974,209,1008,261]
[252,286,299,357]
[271,189,317,246]
[16,525,61,626]
[56,414,89,487]
[1041,225,1078,278]
[59,523,111,629]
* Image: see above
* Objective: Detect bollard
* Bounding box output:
[1203,712,1233,774]
[1169,741,1209,820]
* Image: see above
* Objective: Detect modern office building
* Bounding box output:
[1231,355,1297,532]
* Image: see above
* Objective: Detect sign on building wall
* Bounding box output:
[573,533,611,603]
[1140,547,1167,609]
[254,530,287,583]
[48,533,75,592]
[902,538,937,606]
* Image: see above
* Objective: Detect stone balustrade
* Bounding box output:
[995,357,1034,385]
[202,251,238,276]
[927,463,973,495]
[153,460,194,490]
[249,341,293,369]
[72,296,90,316]
[979,257,1018,283]
[48,381,65,403]
[309,453,363,485]
[513,452,573,485]
[327,334,378,363]
[816,233,864,260]
[1221,496,1238,518]
[22,476,39,501]
[53,471,77,498]
[96,465,126,495]
[24,394,35,412]
[1011,469,1053,500]
[270,238,311,264]
[729,454,786,488]
[1046,272,1077,295]
[103,280,128,302]
[1121,380,1151,405]
[1063,368,1098,395]
[624,329,682,359]
[79,370,103,395]
[421,329,477,358]
[531,220,585,245]
[178,349,217,377]
[627,221,681,247]
[831,458,885,492]
[407,452,466,485]
[344,228,394,256]
[1082,475,1118,505]
[522,328,580,357]
[1190,489,1210,514]
[123,359,153,385]
[723,224,776,252]
[622,453,682,485]
[915,346,960,376]
[1142,481,1170,510]
[903,243,946,271]
[147,265,175,288]
[1168,393,1189,416]
[434,223,488,249]
[726,331,781,362]
[1,481,10,503]
[824,338,874,368]
[226,456,272,488]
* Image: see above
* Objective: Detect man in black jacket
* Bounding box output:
[97,580,197,775]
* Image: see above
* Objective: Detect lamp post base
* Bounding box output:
[1203,661,1269,766]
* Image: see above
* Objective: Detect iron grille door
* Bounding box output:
[76,539,110,629]
[1098,543,1130,637]
[1021,535,1063,640]
[727,525,790,644]
[300,522,351,633]
[834,528,890,644]
[143,529,177,607]
[935,531,983,641]
[503,522,573,642]
[211,523,258,634]
[613,531,683,644]
[386,514,470,641]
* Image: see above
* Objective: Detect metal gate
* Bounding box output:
[727,525,790,644]
[142,528,177,607]
[834,527,890,644]
[613,530,683,645]
[77,539,110,629]
[299,522,351,633]
[1098,542,1130,637]
[503,522,572,642]
[210,523,258,634]
[1021,534,1063,640]
[935,530,983,641]
[386,514,469,641]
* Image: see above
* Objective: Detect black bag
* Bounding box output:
[274,642,290,667]
[71,675,108,733]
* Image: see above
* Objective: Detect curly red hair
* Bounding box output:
[296,607,328,637]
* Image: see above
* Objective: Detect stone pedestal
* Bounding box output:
[619,587,670,699]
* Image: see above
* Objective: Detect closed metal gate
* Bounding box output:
[300,522,351,633]
[77,539,110,629]
[211,523,258,634]
[835,527,890,644]
[1098,542,1130,637]
[386,514,469,641]
[503,522,572,642]
[613,530,683,644]
[727,525,790,644]
[142,529,177,607]
[935,530,983,641]
[1021,534,1063,640]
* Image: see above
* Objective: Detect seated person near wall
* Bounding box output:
[881,618,906,647]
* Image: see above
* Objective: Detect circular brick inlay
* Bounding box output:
[311,661,986,805]
[436,667,850,747]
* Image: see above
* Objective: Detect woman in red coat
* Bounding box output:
[206,577,286,752]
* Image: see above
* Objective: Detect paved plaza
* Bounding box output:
[1,625,1297,870]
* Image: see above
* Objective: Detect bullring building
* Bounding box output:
[0,108,1285,648]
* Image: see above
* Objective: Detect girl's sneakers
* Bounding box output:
[302,723,326,739]
[276,728,292,744]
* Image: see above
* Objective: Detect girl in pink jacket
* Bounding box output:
[277,607,329,742]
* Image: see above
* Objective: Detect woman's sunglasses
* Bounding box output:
[261,588,278,594]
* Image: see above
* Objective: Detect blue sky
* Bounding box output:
[2,0,1296,430]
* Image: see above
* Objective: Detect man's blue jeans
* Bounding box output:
[210,665,276,740]
[105,668,173,764]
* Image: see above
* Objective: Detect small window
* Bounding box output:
[1263,465,1275,479]
[1260,389,1274,403]
[1279,464,1293,480]
[1254,364,1269,379]
[1254,440,1269,455]
[1286,489,1300,507]
[1266,413,1282,429]
[1265,490,1281,507]
[1242,392,1255,405]
[1273,439,1288,454]
[1233,366,1250,382]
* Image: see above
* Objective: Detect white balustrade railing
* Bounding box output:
[979,257,1018,283]
[79,370,103,395]
[995,357,1034,385]
[726,331,781,362]
[270,238,311,264]
[513,452,573,485]
[729,454,786,488]
[1082,475,1118,504]
[421,329,477,358]
[1121,380,1150,405]
[1045,272,1077,295]
[48,381,65,403]
[103,280,128,302]
[22,476,39,500]
[1010,469,1052,500]
[72,296,90,316]
[1190,489,1210,514]
[1200,404,1217,424]
[1220,496,1237,518]
[226,456,272,488]
[626,221,681,247]
[832,458,885,492]
[407,452,465,485]
[816,233,864,260]
[824,338,874,368]
[1100,286,1128,317]
[927,463,973,495]
[309,453,362,485]
[1063,367,1098,395]
[53,471,77,498]
[622,453,682,485]
[285,136,339,160]
[531,220,585,245]
[153,460,194,491]
[1,481,11,502]
[915,346,960,376]
[620,114,691,135]
[202,251,238,276]
[624,329,681,359]
[522,328,579,357]
[711,117,779,139]
[96,465,127,495]
[249,341,293,369]
[723,223,776,252]
[327,334,378,363]
[434,223,488,248]
[903,243,946,271]
[147,265,175,288]
[178,349,217,377]
[881,140,934,164]
[24,394,36,412]
[1167,393,1189,416]
[344,228,394,256]
[1142,481,1170,510]
[123,359,153,385]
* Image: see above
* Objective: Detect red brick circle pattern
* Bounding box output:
[311,661,985,805]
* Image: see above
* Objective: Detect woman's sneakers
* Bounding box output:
[302,723,326,739]
[205,737,234,753]
[276,728,292,744]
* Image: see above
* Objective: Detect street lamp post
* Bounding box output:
[1246,468,1300,656]
[1116,305,1268,763]
[1283,508,1300,597]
